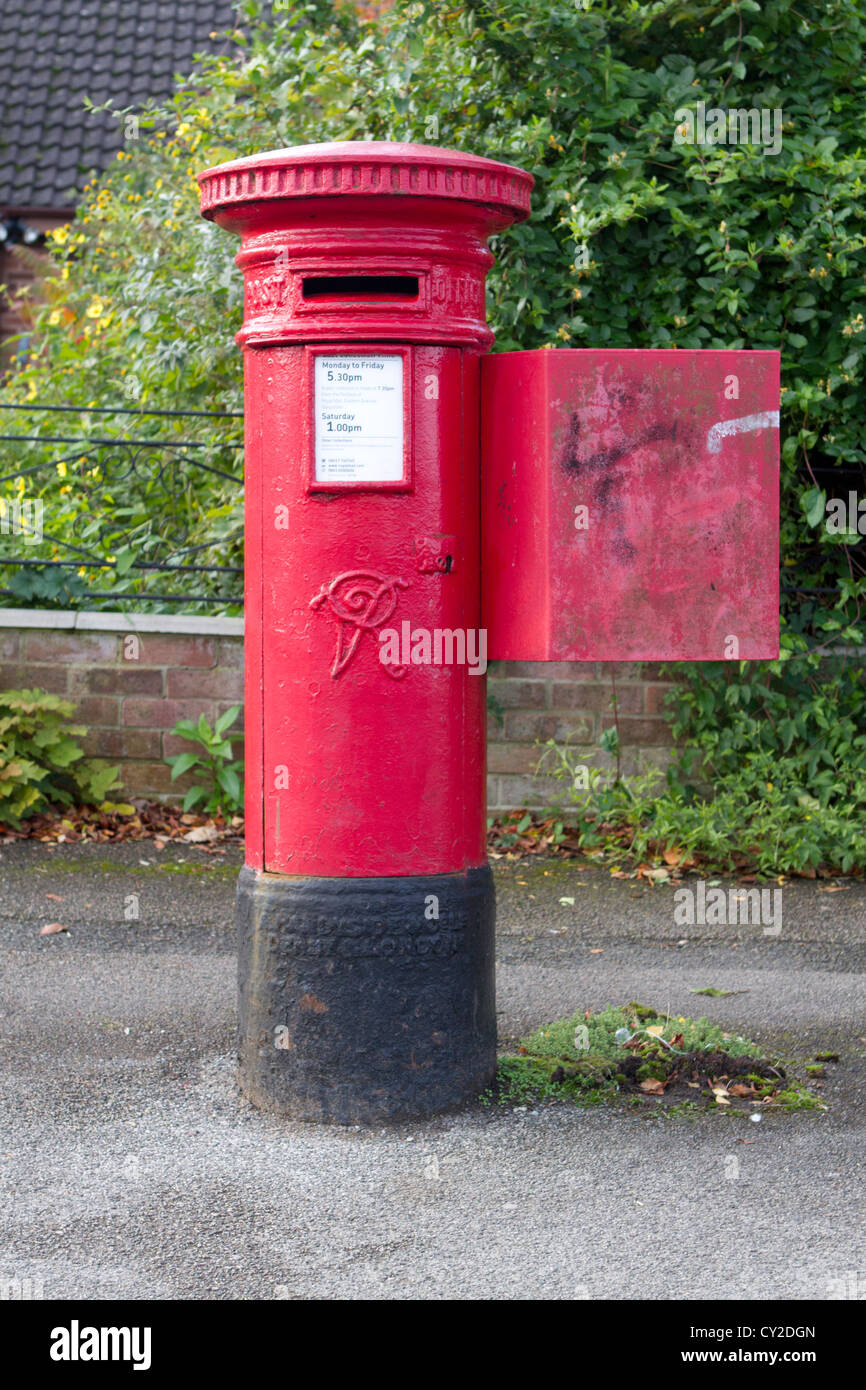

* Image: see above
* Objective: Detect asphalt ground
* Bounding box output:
[1,840,864,1300]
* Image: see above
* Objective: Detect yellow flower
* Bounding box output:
[48,309,62,326]
[51,224,70,245]
[86,295,104,318]
[56,461,68,478]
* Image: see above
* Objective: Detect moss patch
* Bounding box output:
[484,1002,827,1115]
[30,857,238,879]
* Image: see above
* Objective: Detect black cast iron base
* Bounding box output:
[236,865,496,1124]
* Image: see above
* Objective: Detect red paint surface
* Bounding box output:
[199,142,532,875]
[482,350,780,662]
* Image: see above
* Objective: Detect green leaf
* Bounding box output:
[196,713,213,743]
[217,766,241,803]
[167,752,200,781]
[213,705,242,737]
[801,487,827,529]
[171,720,201,741]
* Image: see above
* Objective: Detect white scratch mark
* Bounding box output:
[707,411,779,453]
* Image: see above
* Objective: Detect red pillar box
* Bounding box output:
[199,142,532,1122]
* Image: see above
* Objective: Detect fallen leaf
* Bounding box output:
[639,1077,665,1094]
[686,1081,701,1089]
[45,894,64,901]
[637,864,670,884]
[646,1025,665,1037]
[40,922,68,936]
[559,897,575,906]
[588,948,604,954]
[728,1083,755,1098]
[183,825,218,843]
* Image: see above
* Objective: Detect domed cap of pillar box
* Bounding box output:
[199,140,533,227]
[198,141,533,348]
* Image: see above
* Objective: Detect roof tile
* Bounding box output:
[0,0,237,208]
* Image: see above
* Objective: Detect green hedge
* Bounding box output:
[1,0,864,865]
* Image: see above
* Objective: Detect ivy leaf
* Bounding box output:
[113,547,136,577]
[801,487,826,528]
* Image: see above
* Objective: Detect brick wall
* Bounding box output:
[0,614,679,811]
[486,659,676,814]
[0,614,243,803]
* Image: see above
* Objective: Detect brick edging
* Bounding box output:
[0,607,243,635]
